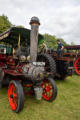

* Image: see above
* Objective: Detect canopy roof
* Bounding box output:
[0,27,44,48]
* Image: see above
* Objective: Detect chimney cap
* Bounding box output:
[30,16,40,25]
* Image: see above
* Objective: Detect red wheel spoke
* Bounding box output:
[13,99,18,108]
[49,91,53,96]
[13,93,17,98]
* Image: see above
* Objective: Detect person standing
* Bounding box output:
[57,40,64,57]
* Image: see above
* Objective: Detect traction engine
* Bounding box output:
[0,17,57,113]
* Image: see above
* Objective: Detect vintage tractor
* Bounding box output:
[38,51,73,80]
[38,44,80,80]
[38,46,74,80]
[0,17,57,113]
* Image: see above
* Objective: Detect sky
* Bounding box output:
[0,0,80,44]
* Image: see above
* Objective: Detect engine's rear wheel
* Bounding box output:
[41,77,57,102]
[74,57,80,75]
[8,80,24,113]
[38,53,56,78]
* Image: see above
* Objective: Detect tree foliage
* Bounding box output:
[43,34,68,50]
[71,41,75,45]
[16,25,24,28]
[0,14,12,33]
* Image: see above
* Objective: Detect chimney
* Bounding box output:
[30,17,40,62]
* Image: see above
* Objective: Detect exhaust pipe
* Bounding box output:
[29,17,43,100]
[30,17,40,62]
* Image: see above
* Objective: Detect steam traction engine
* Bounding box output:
[37,51,73,80]
[0,17,57,113]
[39,45,80,80]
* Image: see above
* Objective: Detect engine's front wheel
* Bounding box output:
[41,77,57,102]
[8,80,24,113]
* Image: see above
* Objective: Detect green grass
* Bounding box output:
[0,75,80,120]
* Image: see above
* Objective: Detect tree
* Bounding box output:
[43,34,68,50]
[16,25,24,28]
[44,34,57,50]
[0,14,12,33]
[71,42,75,45]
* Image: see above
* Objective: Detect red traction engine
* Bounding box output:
[64,45,80,75]
[0,17,57,113]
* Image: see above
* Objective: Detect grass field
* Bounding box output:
[0,75,80,120]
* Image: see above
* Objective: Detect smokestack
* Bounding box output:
[30,17,40,62]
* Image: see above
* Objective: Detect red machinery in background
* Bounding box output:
[38,44,80,80]
[64,45,80,75]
